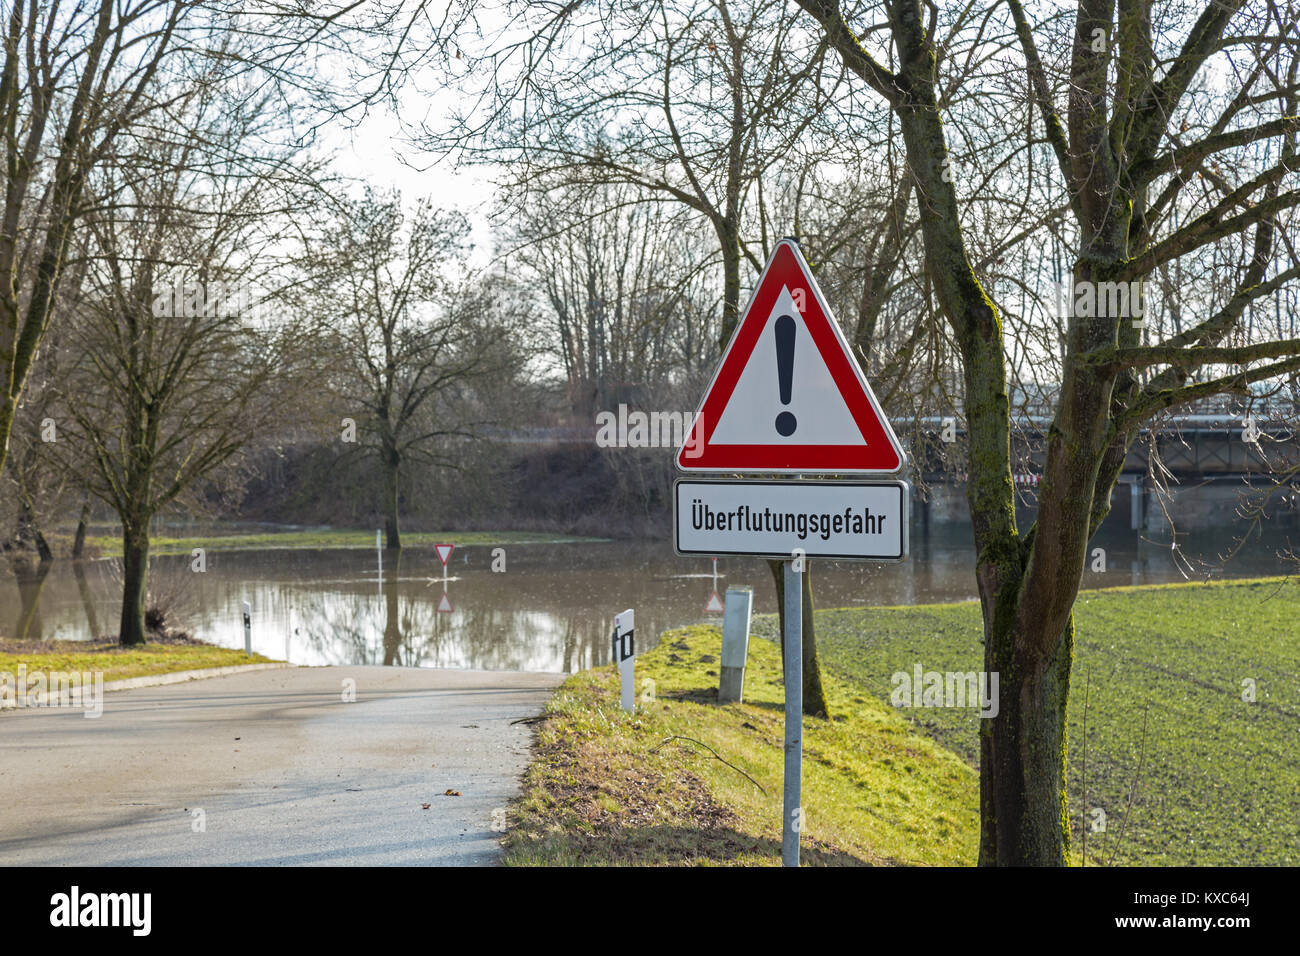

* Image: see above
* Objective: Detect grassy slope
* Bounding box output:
[0,642,273,685]
[80,528,603,557]
[758,577,1300,866]
[504,624,978,866]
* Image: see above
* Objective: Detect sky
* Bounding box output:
[320,84,500,270]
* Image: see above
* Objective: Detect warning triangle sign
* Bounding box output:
[677,239,905,474]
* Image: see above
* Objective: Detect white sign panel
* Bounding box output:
[674,479,909,561]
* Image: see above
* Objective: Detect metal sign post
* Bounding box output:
[782,561,802,867]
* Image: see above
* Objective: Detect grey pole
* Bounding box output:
[782,560,803,867]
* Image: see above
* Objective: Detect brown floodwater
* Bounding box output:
[3,517,1294,671]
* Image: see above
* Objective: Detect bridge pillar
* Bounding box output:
[1120,475,1146,531]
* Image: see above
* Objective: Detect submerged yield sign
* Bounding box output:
[675,479,907,560]
[676,238,905,474]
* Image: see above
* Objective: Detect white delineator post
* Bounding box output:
[613,609,635,712]
[242,601,252,656]
[783,562,802,867]
[718,586,753,703]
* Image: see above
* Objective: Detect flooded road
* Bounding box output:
[3,521,1295,671]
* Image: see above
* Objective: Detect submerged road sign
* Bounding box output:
[676,238,905,474]
[675,478,908,561]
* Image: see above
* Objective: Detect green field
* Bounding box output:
[505,623,979,866]
[749,577,1300,866]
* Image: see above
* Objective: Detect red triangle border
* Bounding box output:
[677,240,905,474]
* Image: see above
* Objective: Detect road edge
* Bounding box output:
[11,662,294,708]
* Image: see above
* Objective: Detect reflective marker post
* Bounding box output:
[718,586,753,703]
[613,609,635,712]
[783,560,802,867]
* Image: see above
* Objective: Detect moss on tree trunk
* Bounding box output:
[979,611,1074,865]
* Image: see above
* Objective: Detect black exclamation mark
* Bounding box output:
[774,314,797,436]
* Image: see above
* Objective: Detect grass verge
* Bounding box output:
[759,576,1300,866]
[504,623,978,866]
[0,640,273,685]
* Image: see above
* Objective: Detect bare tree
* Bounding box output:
[503,180,720,415]
[0,0,199,480]
[794,0,1300,864]
[57,77,310,645]
[305,187,522,550]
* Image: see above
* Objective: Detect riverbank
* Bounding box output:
[0,640,273,685]
[502,623,979,866]
[68,527,605,558]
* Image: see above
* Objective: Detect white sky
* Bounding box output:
[323,98,500,269]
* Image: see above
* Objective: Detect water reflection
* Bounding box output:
[1,521,1294,672]
[7,552,52,641]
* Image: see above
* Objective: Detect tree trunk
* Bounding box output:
[718,224,742,350]
[382,444,402,550]
[118,524,149,646]
[0,395,15,486]
[72,499,91,560]
[767,559,831,718]
[979,611,1074,865]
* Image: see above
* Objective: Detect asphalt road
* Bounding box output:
[0,666,561,866]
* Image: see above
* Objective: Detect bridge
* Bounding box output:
[908,406,1300,532]
[483,399,1300,533]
